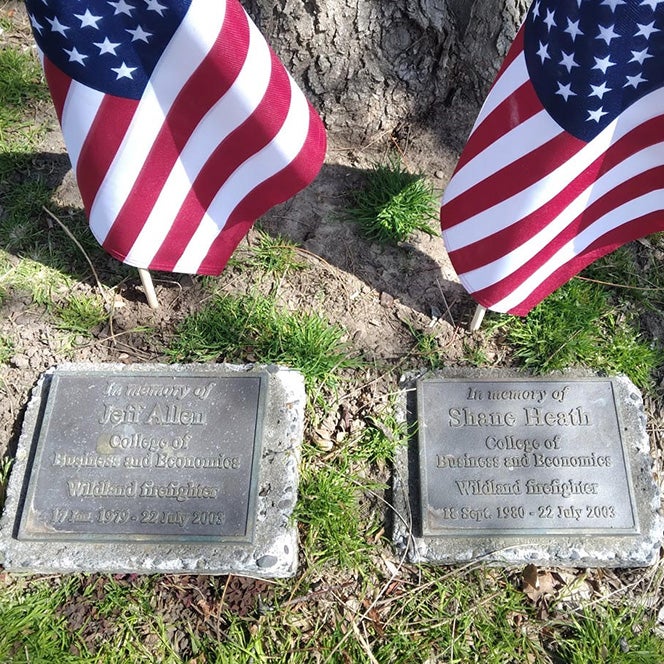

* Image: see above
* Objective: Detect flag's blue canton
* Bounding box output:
[25,0,192,100]
[524,0,664,141]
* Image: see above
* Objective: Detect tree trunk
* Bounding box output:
[243,0,529,151]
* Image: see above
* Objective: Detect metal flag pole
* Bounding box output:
[469,304,486,332]
[138,268,159,309]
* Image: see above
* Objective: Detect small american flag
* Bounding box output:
[25,0,326,275]
[440,0,664,315]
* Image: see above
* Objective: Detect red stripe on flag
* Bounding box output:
[147,49,293,271]
[496,28,524,77]
[455,82,542,170]
[512,209,664,314]
[43,57,71,124]
[75,95,138,213]
[196,104,327,274]
[442,131,581,230]
[101,0,250,260]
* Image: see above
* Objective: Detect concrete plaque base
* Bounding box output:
[393,369,661,567]
[0,363,304,577]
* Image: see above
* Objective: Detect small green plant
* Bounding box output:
[0,455,12,511]
[167,293,360,393]
[56,293,107,336]
[353,413,406,465]
[0,455,11,483]
[406,322,444,369]
[0,334,14,364]
[463,340,490,367]
[347,156,439,244]
[492,278,662,390]
[245,229,305,276]
[553,604,664,663]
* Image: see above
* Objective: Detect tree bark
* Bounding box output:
[243,0,529,149]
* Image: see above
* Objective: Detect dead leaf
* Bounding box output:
[522,565,559,604]
[522,564,540,601]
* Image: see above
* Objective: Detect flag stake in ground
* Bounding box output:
[138,268,159,309]
[469,305,486,332]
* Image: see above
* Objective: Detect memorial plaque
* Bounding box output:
[393,371,661,567]
[419,378,636,535]
[0,363,305,577]
[18,370,265,542]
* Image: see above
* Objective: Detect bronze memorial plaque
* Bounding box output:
[418,378,638,536]
[17,369,266,542]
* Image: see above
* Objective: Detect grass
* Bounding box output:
[55,292,107,336]
[489,275,663,391]
[244,229,305,276]
[583,239,664,312]
[0,575,181,664]
[352,407,407,465]
[347,155,439,244]
[295,405,406,568]
[0,254,75,306]
[0,181,113,295]
[1,569,662,663]
[0,334,13,364]
[295,458,381,568]
[0,455,11,508]
[167,292,360,397]
[0,179,53,251]
[0,47,48,160]
[0,38,112,307]
[406,321,445,369]
[553,603,664,663]
[0,576,86,663]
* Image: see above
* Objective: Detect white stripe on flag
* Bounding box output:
[460,140,664,292]
[445,86,664,250]
[442,109,562,204]
[444,127,609,247]
[469,54,530,134]
[60,81,104,169]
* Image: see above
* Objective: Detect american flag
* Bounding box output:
[440,0,664,315]
[25,0,326,275]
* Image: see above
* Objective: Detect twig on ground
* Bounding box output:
[42,207,107,305]
[576,274,664,292]
[42,206,117,341]
[436,278,456,328]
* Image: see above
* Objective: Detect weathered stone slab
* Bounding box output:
[393,370,661,567]
[0,363,304,577]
